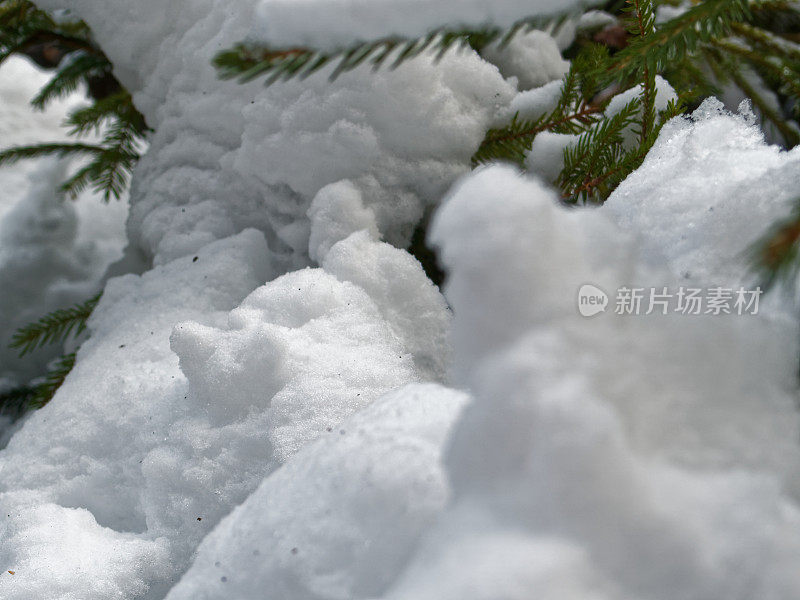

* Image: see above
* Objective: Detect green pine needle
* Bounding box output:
[0,385,36,420]
[0,353,79,417]
[748,198,800,290]
[28,352,76,409]
[0,0,147,202]
[31,52,109,110]
[10,293,100,357]
[213,13,572,86]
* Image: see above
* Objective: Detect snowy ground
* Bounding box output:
[1,1,800,599]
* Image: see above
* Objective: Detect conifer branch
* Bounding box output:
[472,103,603,166]
[749,197,800,290]
[28,352,76,409]
[609,0,750,82]
[471,49,611,167]
[626,0,657,145]
[214,14,572,86]
[0,0,148,201]
[558,97,642,203]
[0,353,80,417]
[65,91,142,136]
[0,385,36,420]
[31,52,108,109]
[0,142,104,164]
[10,293,100,356]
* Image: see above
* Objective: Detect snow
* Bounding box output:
[2,0,800,599]
[505,78,564,120]
[482,30,570,90]
[164,383,467,600]
[30,0,519,273]
[578,10,618,31]
[605,98,800,289]
[384,164,800,600]
[0,227,452,597]
[307,181,380,263]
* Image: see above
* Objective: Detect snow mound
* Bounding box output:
[164,383,467,600]
[3,1,800,599]
[35,0,517,270]
[383,165,800,600]
[170,232,449,463]
[0,230,272,599]
[606,98,800,288]
[0,225,450,597]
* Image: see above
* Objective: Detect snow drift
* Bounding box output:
[1,1,799,599]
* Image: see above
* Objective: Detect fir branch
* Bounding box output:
[664,55,720,106]
[91,117,142,201]
[214,14,572,86]
[609,0,751,82]
[65,90,139,136]
[748,197,800,290]
[59,162,95,198]
[0,0,147,201]
[709,36,800,125]
[31,52,109,109]
[559,97,642,203]
[472,104,602,166]
[626,0,657,145]
[10,293,100,356]
[568,98,684,202]
[0,130,142,201]
[471,47,611,167]
[27,352,76,409]
[0,385,35,419]
[730,20,800,63]
[0,141,104,165]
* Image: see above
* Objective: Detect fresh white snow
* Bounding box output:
[0,1,799,599]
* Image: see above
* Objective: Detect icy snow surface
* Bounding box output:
[606,98,800,288]
[1,1,800,599]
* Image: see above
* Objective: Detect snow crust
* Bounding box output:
[2,0,800,598]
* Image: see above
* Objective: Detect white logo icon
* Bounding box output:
[578,284,608,317]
